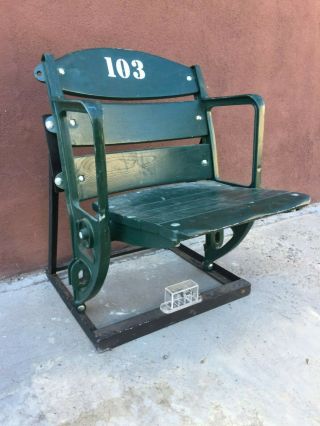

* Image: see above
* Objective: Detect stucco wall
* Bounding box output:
[0,0,319,277]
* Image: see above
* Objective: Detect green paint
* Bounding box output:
[35,48,310,306]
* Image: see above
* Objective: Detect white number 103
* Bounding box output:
[104,57,145,80]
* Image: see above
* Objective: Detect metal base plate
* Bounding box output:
[46,244,251,351]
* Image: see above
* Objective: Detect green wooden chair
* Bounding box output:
[34,48,310,350]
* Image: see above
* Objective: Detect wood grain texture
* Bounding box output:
[66,101,208,146]
[74,144,213,200]
[92,181,311,243]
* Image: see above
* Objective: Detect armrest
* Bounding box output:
[54,99,108,218]
[202,94,264,109]
[203,94,265,188]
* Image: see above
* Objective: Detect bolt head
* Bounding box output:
[76,304,86,313]
[170,223,181,227]
[196,115,202,120]
[201,159,208,166]
[186,76,192,81]
[58,67,65,75]
[69,118,77,127]
[45,119,54,130]
[78,175,85,182]
[54,176,63,186]
[79,231,84,239]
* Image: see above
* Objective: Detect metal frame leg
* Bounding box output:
[48,167,59,275]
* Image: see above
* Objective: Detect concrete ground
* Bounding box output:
[0,204,319,426]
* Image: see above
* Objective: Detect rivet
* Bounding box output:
[78,175,85,182]
[54,176,63,186]
[291,193,299,196]
[79,231,84,240]
[69,118,77,127]
[170,223,180,227]
[58,67,65,75]
[45,119,54,130]
[208,263,213,270]
[78,270,84,280]
[186,76,192,81]
[201,159,208,166]
[196,115,202,120]
[77,304,86,313]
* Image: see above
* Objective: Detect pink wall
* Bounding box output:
[0,0,319,277]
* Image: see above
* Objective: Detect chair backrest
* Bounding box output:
[35,48,215,200]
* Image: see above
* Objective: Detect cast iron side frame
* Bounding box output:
[45,115,251,351]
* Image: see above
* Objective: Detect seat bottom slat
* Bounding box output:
[93,181,310,246]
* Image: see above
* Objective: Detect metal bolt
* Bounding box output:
[78,270,84,280]
[79,231,84,240]
[77,304,86,313]
[69,118,77,127]
[54,176,63,186]
[45,119,54,131]
[78,175,85,182]
[186,76,192,81]
[207,263,213,270]
[58,67,65,75]
[201,159,208,166]
[171,223,181,227]
[196,115,202,120]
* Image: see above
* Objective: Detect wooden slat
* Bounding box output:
[56,48,199,99]
[93,181,311,241]
[66,101,208,146]
[74,145,213,200]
